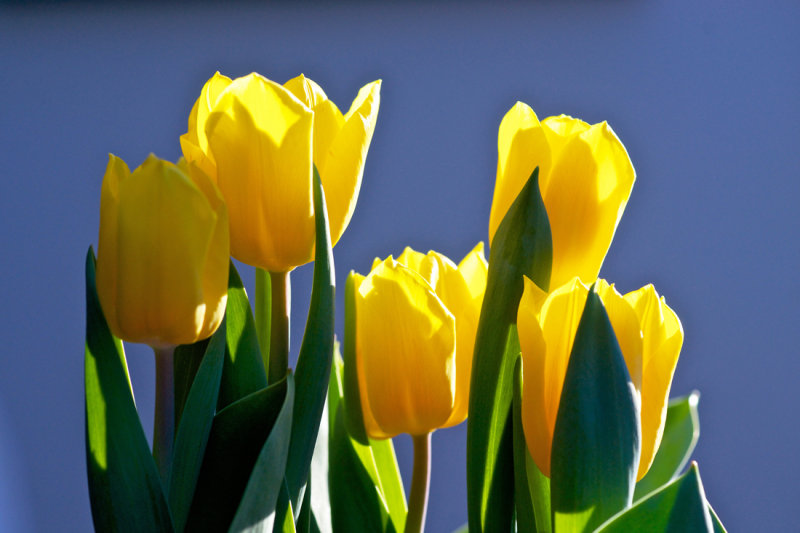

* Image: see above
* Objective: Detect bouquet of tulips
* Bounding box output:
[84,72,726,533]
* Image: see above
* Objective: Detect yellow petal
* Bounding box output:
[205,74,315,272]
[319,80,381,246]
[625,285,683,480]
[457,242,489,306]
[542,121,635,288]
[181,72,232,180]
[97,155,226,347]
[489,102,551,244]
[540,114,590,169]
[95,154,129,339]
[594,280,643,396]
[355,258,456,437]
[283,73,329,109]
[518,275,568,477]
[397,246,438,288]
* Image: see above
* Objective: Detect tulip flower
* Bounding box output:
[489,103,635,289]
[180,72,380,273]
[95,154,229,348]
[517,276,682,480]
[354,244,488,439]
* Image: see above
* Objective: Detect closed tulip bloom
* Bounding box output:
[95,154,229,348]
[489,103,635,289]
[181,72,380,272]
[517,276,682,480]
[355,245,488,439]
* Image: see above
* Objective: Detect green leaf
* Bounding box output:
[550,288,640,532]
[708,502,727,533]
[168,324,226,532]
[328,356,406,533]
[342,271,369,445]
[83,247,174,532]
[229,375,295,532]
[186,378,289,532]
[173,338,209,431]
[467,168,552,533]
[595,464,713,533]
[219,261,269,410]
[634,392,701,500]
[285,166,336,511]
[512,353,551,533]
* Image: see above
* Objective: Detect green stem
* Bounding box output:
[152,346,175,483]
[268,270,290,384]
[255,268,272,373]
[405,433,432,533]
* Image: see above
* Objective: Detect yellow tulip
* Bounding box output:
[354,244,488,438]
[180,72,380,272]
[517,276,682,480]
[489,103,635,289]
[95,154,229,348]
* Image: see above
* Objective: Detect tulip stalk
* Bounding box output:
[268,271,291,384]
[152,346,175,482]
[255,268,272,372]
[406,432,432,533]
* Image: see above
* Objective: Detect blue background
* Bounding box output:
[2,2,798,531]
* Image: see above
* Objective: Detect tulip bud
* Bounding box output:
[489,104,635,288]
[517,276,682,480]
[181,72,380,272]
[95,154,229,348]
[353,245,487,439]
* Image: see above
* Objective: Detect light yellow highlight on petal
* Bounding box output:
[355,258,456,438]
[624,285,683,480]
[489,103,635,289]
[96,154,229,348]
[204,73,315,272]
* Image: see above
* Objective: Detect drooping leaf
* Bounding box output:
[595,463,713,533]
[186,378,289,532]
[550,288,640,533]
[512,353,551,533]
[229,375,295,533]
[467,168,552,533]
[84,247,174,532]
[168,324,226,532]
[634,392,700,500]
[328,356,406,533]
[285,166,336,511]
[219,261,268,410]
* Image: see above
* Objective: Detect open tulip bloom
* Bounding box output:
[83,78,725,533]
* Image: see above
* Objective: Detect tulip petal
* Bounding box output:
[320,80,381,246]
[625,285,683,480]
[114,156,218,346]
[95,154,129,339]
[180,72,232,181]
[205,74,315,272]
[489,102,551,243]
[542,122,635,287]
[594,280,643,395]
[540,114,590,168]
[520,277,590,477]
[355,259,456,437]
[283,75,345,169]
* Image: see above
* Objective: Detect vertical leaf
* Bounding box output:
[168,325,226,532]
[512,352,551,533]
[467,168,552,533]
[342,271,369,445]
[550,289,640,532]
[634,392,701,500]
[173,338,209,431]
[219,261,268,410]
[328,356,406,533]
[285,167,336,510]
[229,375,296,532]
[84,248,174,532]
[186,379,288,532]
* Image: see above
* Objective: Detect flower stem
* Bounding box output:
[405,432,432,533]
[255,268,272,373]
[268,270,290,384]
[152,346,175,483]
